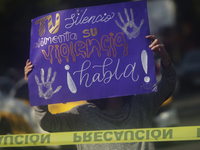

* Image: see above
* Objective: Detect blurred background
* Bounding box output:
[0,0,200,149]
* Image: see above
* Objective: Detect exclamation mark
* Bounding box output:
[141,50,150,83]
[65,65,77,93]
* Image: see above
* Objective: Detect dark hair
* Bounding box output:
[87,95,131,110]
[88,98,108,109]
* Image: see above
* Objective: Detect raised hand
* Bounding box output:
[115,8,144,39]
[24,59,33,81]
[146,35,171,69]
[35,67,62,99]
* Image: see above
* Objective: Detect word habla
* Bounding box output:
[42,32,128,64]
[73,57,139,88]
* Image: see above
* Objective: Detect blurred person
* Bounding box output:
[0,76,55,149]
[24,35,177,150]
[0,76,45,135]
[0,76,13,96]
[153,58,179,127]
[0,76,14,135]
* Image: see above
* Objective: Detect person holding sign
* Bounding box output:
[24,35,176,150]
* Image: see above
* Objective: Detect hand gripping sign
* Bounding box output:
[29,0,157,106]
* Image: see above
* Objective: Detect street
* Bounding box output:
[155,90,200,150]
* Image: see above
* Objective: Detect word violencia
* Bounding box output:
[41,32,128,64]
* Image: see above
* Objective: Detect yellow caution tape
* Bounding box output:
[1,126,200,147]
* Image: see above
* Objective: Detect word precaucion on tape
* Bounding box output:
[1,126,200,147]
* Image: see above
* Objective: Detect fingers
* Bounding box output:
[53,85,62,94]
[115,20,123,29]
[130,8,134,21]
[124,8,130,22]
[118,12,125,24]
[25,59,33,68]
[40,68,45,84]
[139,19,145,28]
[46,67,52,82]
[51,71,57,83]
[146,35,163,50]
[150,44,164,52]
[26,59,29,65]
[146,35,169,60]
[24,60,33,72]
[146,35,156,41]
[35,75,40,85]
[24,59,33,81]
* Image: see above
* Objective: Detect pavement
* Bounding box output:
[173,91,200,126]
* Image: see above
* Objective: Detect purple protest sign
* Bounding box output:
[29,0,157,106]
